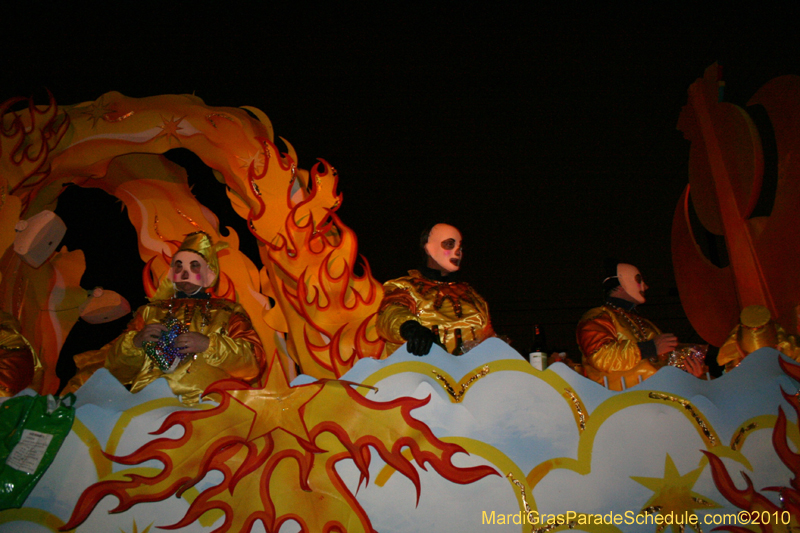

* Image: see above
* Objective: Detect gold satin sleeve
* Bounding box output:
[377,273,494,356]
[577,306,661,391]
[104,300,265,405]
[376,282,418,350]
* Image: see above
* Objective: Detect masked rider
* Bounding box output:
[577,261,702,390]
[377,223,494,356]
[102,231,265,404]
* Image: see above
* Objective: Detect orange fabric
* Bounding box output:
[577,305,662,391]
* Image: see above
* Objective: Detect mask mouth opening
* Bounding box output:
[173,281,204,296]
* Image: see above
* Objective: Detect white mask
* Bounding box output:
[172,251,216,295]
[424,224,463,274]
[617,263,648,304]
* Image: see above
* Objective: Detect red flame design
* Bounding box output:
[703,356,800,531]
[62,378,497,532]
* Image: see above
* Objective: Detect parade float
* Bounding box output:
[0,65,797,532]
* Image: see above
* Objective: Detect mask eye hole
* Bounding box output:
[173,260,183,273]
[190,260,202,274]
[441,239,456,250]
[635,274,643,284]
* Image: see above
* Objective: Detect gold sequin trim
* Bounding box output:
[251,179,262,196]
[431,365,489,402]
[205,113,234,128]
[563,388,586,432]
[649,393,716,446]
[532,521,578,533]
[176,209,201,229]
[104,110,134,122]
[730,422,758,451]
[505,472,533,521]
[692,496,712,506]
[154,215,165,241]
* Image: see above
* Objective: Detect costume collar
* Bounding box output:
[174,290,212,300]
[419,265,461,283]
[605,296,637,312]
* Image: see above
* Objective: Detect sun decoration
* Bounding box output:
[631,454,719,533]
[62,352,498,532]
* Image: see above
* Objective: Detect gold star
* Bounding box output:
[156,114,187,144]
[237,151,266,175]
[228,354,322,442]
[631,454,720,533]
[78,97,115,128]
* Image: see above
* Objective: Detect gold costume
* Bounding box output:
[577,303,663,391]
[377,270,494,356]
[0,312,41,396]
[104,297,265,405]
[717,305,800,371]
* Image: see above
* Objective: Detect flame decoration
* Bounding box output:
[702,357,800,531]
[62,355,498,532]
[264,156,385,378]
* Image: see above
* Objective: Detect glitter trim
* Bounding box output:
[505,472,533,519]
[431,365,489,402]
[649,393,716,446]
[154,215,165,241]
[563,388,586,432]
[204,113,234,128]
[104,110,134,123]
[730,422,758,451]
[176,208,202,229]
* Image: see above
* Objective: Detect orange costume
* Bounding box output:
[577,299,663,390]
[377,269,494,356]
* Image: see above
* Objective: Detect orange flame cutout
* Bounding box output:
[1,93,68,211]
[264,158,384,378]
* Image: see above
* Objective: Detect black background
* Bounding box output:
[3,5,799,382]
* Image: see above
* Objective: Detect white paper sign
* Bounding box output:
[6,429,53,474]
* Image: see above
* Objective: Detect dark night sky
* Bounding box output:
[3,5,800,365]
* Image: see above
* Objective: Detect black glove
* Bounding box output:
[399,320,436,356]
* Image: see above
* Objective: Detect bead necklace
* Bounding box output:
[145,297,212,371]
[605,302,649,342]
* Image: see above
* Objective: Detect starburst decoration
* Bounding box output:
[78,96,115,128]
[156,114,187,144]
[61,352,497,532]
[631,454,719,533]
[237,150,267,175]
